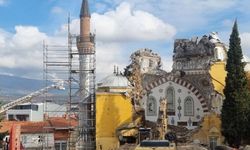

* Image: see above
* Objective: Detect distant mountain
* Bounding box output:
[0,74,68,104]
[0,74,44,97]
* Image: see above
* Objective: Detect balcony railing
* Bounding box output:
[77,33,95,44]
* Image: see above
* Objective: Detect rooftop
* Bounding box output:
[0,117,77,136]
[97,72,132,89]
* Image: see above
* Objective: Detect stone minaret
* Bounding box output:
[77,0,96,149]
[78,0,94,53]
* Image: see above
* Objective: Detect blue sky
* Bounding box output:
[0,0,250,80]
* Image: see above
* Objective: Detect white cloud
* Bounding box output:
[51,6,64,14]
[0,26,49,70]
[240,33,250,72]
[96,42,128,81]
[52,2,177,80]
[241,32,250,55]
[92,2,176,42]
[12,26,47,49]
[0,34,6,48]
[58,2,176,43]
[243,56,250,71]
[96,0,240,32]
[0,57,16,68]
[57,19,80,36]
[0,24,127,80]
[3,0,249,80]
[161,57,173,72]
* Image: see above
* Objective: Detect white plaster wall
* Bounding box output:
[215,46,226,61]
[142,81,205,129]
[6,104,43,122]
[21,133,54,149]
[7,103,66,122]
[31,104,44,121]
[6,109,32,120]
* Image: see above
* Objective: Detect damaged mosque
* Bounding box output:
[2,0,250,150]
[96,31,228,149]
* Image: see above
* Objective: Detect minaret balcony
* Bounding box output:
[77,34,95,44]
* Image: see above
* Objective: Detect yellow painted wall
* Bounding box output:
[96,93,133,150]
[192,113,224,146]
[209,62,227,95]
[191,60,226,147]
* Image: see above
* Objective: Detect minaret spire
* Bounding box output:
[80,0,91,18]
[79,0,91,40]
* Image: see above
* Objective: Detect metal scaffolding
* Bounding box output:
[43,1,96,147]
[43,23,96,150]
[76,32,96,150]
[43,41,71,150]
[42,18,79,149]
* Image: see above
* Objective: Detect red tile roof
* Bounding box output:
[47,117,78,129]
[21,121,53,133]
[0,121,26,133]
[0,117,78,139]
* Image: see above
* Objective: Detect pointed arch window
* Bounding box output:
[184,97,194,116]
[147,96,157,116]
[166,87,175,112]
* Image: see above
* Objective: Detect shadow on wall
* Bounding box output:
[96,94,133,150]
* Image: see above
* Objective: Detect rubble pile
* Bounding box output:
[177,145,208,150]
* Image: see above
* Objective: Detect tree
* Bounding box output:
[221,21,250,148]
[247,72,250,90]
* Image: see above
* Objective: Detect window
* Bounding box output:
[147,96,157,116]
[61,142,67,150]
[177,122,187,126]
[11,104,38,110]
[55,141,67,150]
[55,143,60,150]
[166,87,175,112]
[192,122,198,126]
[16,115,29,121]
[8,115,14,121]
[184,97,194,116]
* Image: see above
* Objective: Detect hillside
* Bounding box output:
[0,75,44,96]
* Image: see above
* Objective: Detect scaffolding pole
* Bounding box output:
[76,32,96,150]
